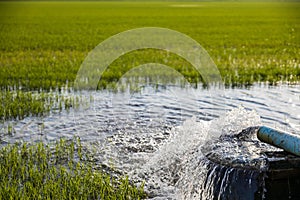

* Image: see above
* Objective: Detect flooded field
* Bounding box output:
[1,84,299,199]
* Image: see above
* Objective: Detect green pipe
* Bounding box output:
[257,126,300,157]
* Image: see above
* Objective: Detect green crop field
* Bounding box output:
[0,1,298,119]
[0,2,299,198]
[0,1,299,90]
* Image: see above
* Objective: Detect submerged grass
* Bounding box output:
[0,90,51,121]
[0,90,88,121]
[0,138,146,199]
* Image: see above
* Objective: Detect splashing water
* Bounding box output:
[83,106,262,199]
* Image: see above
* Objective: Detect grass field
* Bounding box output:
[0,1,299,91]
[0,1,298,120]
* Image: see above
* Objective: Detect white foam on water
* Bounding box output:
[174,107,262,199]
[208,106,261,139]
[174,107,261,199]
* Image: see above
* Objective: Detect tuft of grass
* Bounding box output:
[0,138,146,199]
